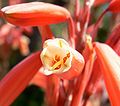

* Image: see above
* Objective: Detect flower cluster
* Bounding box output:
[0,0,120,106]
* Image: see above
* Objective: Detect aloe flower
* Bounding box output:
[0,0,120,106]
[40,38,84,79]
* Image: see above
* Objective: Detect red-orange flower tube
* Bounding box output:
[94,42,120,106]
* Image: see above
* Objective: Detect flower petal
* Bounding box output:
[0,52,42,106]
[94,42,120,106]
[58,47,85,80]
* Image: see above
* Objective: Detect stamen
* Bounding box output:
[51,53,70,71]
[59,40,63,48]
[51,60,62,70]
[55,55,60,62]
[63,53,70,63]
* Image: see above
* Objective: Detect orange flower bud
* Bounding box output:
[1,2,70,26]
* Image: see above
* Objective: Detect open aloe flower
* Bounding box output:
[40,38,84,79]
[0,0,120,106]
[40,38,73,75]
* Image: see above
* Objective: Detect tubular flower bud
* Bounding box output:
[1,2,70,26]
[40,38,85,79]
